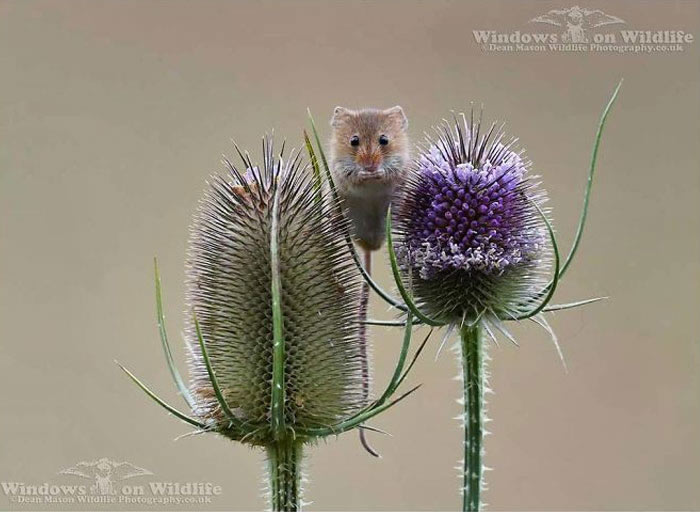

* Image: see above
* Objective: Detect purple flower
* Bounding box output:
[395,114,552,322]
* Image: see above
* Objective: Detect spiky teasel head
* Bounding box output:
[184,138,365,446]
[120,132,426,511]
[394,112,553,325]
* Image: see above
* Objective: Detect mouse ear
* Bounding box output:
[386,106,408,131]
[331,106,349,127]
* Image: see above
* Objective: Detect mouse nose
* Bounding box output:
[358,151,381,173]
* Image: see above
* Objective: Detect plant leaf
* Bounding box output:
[300,385,422,437]
[386,209,444,327]
[396,328,433,390]
[269,184,286,438]
[116,361,205,429]
[544,296,607,312]
[307,109,332,185]
[154,257,194,409]
[363,318,422,327]
[193,313,242,425]
[303,130,322,204]
[513,201,561,320]
[374,312,414,407]
[560,79,622,277]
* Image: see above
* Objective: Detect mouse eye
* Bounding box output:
[350,135,360,147]
[379,134,389,146]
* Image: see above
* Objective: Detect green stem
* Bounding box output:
[460,323,484,512]
[267,440,303,511]
[270,182,286,438]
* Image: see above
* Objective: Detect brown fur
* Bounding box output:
[330,106,409,189]
[329,106,410,250]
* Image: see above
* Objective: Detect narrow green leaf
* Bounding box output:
[301,384,422,437]
[364,318,414,327]
[395,328,433,390]
[374,313,414,407]
[193,313,241,425]
[356,250,408,312]
[269,185,286,438]
[154,257,194,409]
[303,318,427,442]
[307,109,332,185]
[116,361,205,429]
[357,424,391,436]
[386,210,444,327]
[543,296,607,312]
[513,201,561,320]
[303,130,322,204]
[560,80,622,278]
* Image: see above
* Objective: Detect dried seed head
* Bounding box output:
[185,139,364,445]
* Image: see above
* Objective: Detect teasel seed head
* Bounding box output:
[185,138,365,445]
[120,130,428,512]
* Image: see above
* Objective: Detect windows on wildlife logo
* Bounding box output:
[473,5,694,53]
[1,457,222,507]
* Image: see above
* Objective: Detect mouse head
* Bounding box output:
[330,106,409,189]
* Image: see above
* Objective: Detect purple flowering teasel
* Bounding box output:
[394,112,553,325]
[388,112,560,510]
[379,83,620,512]
[382,112,560,510]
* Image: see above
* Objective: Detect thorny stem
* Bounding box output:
[267,440,303,511]
[460,323,484,512]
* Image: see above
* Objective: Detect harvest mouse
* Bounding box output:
[329,106,410,251]
[329,105,410,456]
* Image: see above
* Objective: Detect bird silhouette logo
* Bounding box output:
[531,6,625,43]
[59,458,153,496]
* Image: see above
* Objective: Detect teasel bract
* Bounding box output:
[359,83,621,511]
[118,137,424,511]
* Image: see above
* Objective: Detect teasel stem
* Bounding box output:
[267,440,304,511]
[460,322,484,512]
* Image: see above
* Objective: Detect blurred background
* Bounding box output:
[1,1,699,510]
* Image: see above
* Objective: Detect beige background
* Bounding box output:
[1,1,699,510]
